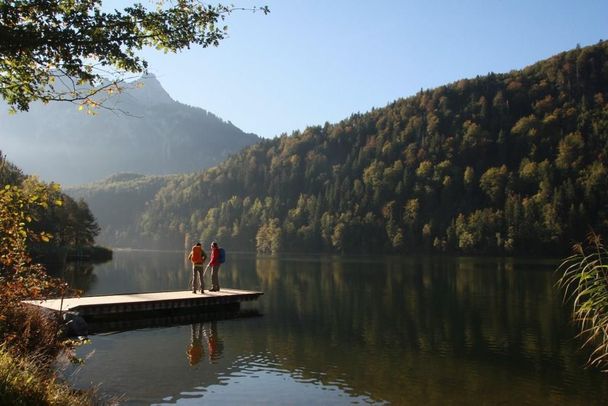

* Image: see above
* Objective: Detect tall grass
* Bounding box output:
[558,234,608,371]
[0,346,90,405]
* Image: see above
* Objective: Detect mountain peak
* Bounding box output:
[130,74,173,104]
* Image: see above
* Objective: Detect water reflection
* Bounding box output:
[65,315,378,405]
[187,321,224,366]
[60,252,608,405]
[86,308,261,335]
[247,255,607,404]
[50,261,98,293]
[187,323,203,366]
[204,321,223,364]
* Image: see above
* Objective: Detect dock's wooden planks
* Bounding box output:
[24,288,263,318]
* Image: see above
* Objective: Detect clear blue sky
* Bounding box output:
[132,0,607,138]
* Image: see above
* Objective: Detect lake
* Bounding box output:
[58,251,608,405]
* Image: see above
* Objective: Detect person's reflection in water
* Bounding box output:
[187,323,204,366]
[203,321,224,364]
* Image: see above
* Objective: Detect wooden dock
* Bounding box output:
[25,288,263,321]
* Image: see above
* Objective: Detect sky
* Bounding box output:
[127,0,607,138]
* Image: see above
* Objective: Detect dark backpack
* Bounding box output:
[218,247,226,264]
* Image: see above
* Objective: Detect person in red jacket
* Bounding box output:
[205,241,221,292]
[187,242,207,293]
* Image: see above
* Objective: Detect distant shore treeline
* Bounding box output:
[74,42,608,255]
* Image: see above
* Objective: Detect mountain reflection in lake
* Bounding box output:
[59,251,608,405]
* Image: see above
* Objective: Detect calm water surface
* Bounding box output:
[58,251,608,405]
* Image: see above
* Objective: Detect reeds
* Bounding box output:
[558,233,608,371]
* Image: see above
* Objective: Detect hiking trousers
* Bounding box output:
[191,263,205,291]
[210,265,220,291]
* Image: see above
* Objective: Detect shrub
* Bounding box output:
[0,303,64,360]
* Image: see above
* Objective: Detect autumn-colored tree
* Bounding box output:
[0,163,69,354]
[0,180,61,302]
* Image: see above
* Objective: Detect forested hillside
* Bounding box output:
[0,75,260,185]
[131,43,607,254]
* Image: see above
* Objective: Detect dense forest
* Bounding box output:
[0,155,101,258]
[87,42,608,255]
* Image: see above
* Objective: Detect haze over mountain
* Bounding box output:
[0,74,260,185]
[67,173,172,248]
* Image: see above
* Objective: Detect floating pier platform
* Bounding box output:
[25,288,263,321]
